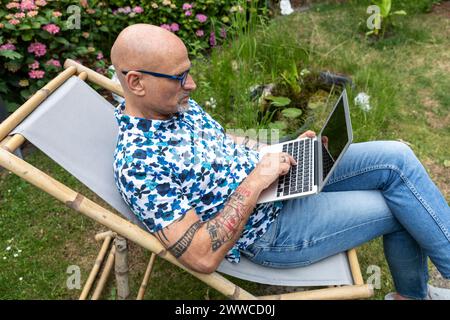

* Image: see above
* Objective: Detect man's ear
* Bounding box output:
[125,72,146,97]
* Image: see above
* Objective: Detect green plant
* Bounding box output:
[280,59,302,96]
[366,0,407,38]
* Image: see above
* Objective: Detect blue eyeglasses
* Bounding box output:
[121,67,190,87]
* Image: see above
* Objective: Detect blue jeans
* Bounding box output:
[241,141,450,299]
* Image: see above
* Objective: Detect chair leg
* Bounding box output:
[114,236,130,300]
[91,244,116,300]
[79,234,113,300]
[137,253,157,300]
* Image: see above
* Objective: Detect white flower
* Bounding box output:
[354,92,372,112]
[19,277,23,281]
[6,246,11,251]
[3,257,6,260]
[18,249,22,253]
[205,97,217,109]
[300,68,310,77]
[280,0,294,15]
[13,253,18,258]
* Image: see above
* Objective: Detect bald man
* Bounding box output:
[112,25,450,300]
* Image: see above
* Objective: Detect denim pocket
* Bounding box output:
[254,217,279,246]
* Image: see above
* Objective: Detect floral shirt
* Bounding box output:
[113,99,282,263]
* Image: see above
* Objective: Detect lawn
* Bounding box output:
[0,0,448,300]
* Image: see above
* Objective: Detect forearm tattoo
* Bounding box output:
[167,220,203,258]
[206,186,251,251]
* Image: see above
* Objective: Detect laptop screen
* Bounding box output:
[320,93,349,180]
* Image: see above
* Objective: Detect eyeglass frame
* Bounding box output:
[121,66,191,87]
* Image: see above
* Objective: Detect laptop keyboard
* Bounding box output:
[277,139,313,197]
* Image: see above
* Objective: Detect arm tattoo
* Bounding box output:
[155,214,188,246]
[167,220,203,258]
[206,187,251,251]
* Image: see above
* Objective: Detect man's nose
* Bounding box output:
[183,74,196,91]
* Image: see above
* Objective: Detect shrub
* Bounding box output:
[0,0,268,112]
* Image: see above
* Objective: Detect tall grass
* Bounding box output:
[191,0,310,132]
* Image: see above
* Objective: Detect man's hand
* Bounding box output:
[250,152,297,190]
[298,130,316,139]
[298,130,329,148]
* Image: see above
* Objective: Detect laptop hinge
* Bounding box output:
[314,139,318,187]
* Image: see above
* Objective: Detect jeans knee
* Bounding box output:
[380,141,418,169]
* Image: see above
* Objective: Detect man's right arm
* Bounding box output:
[153,152,296,274]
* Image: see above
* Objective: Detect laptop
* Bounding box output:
[257,88,353,204]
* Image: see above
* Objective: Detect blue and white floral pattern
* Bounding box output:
[113,99,282,263]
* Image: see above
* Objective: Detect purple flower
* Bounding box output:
[209,32,216,47]
[0,43,16,51]
[29,70,45,79]
[133,6,144,14]
[196,14,207,23]
[185,10,192,16]
[28,60,39,70]
[160,24,171,31]
[196,29,204,37]
[27,42,47,57]
[42,23,60,35]
[20,0,37,11]
[96,52,104,60]
[170,23,179,32]
[182,3,192,10]
[46,59,61,67]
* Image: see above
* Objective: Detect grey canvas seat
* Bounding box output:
[11,75,355,287]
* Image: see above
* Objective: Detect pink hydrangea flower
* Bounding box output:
[209,32,216,47]
[46,59,61,67]
[15,12,26,19]
[27,10,38,17]
[170,23,179,32]
[29,70,45,79]
[196,14,207,23]
[182,3,192,10]
[20,0,37,11]
[6,2,21,9]
[96,52,103,60]
[42,23,60,34]
[196,29,204,37]
[28,42,47,57]
[0,43,16,51]
[185,10,192,16]
[8,19,20,25]
[28,60,39,69]
[160,24,171,31]
[35,0,47,6]
[52,11,62,17]
[118,6,131,14]
[133,6,143,14]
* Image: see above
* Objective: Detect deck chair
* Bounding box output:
[0,59,374,300]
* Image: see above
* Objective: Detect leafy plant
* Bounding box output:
[281,107,302,119]
[280,59,301,96]
[366,0,407,38]
[264,95,291,107]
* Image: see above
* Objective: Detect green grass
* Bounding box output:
[0,0,448,300]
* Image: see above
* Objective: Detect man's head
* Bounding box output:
[111,24,196,120]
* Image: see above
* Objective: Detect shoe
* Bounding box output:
[384,285,450,300]
[426,285,450,300]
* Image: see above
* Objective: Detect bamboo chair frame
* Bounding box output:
[0,59,374,300]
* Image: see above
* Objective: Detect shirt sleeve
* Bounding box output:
[118,158,192,233]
